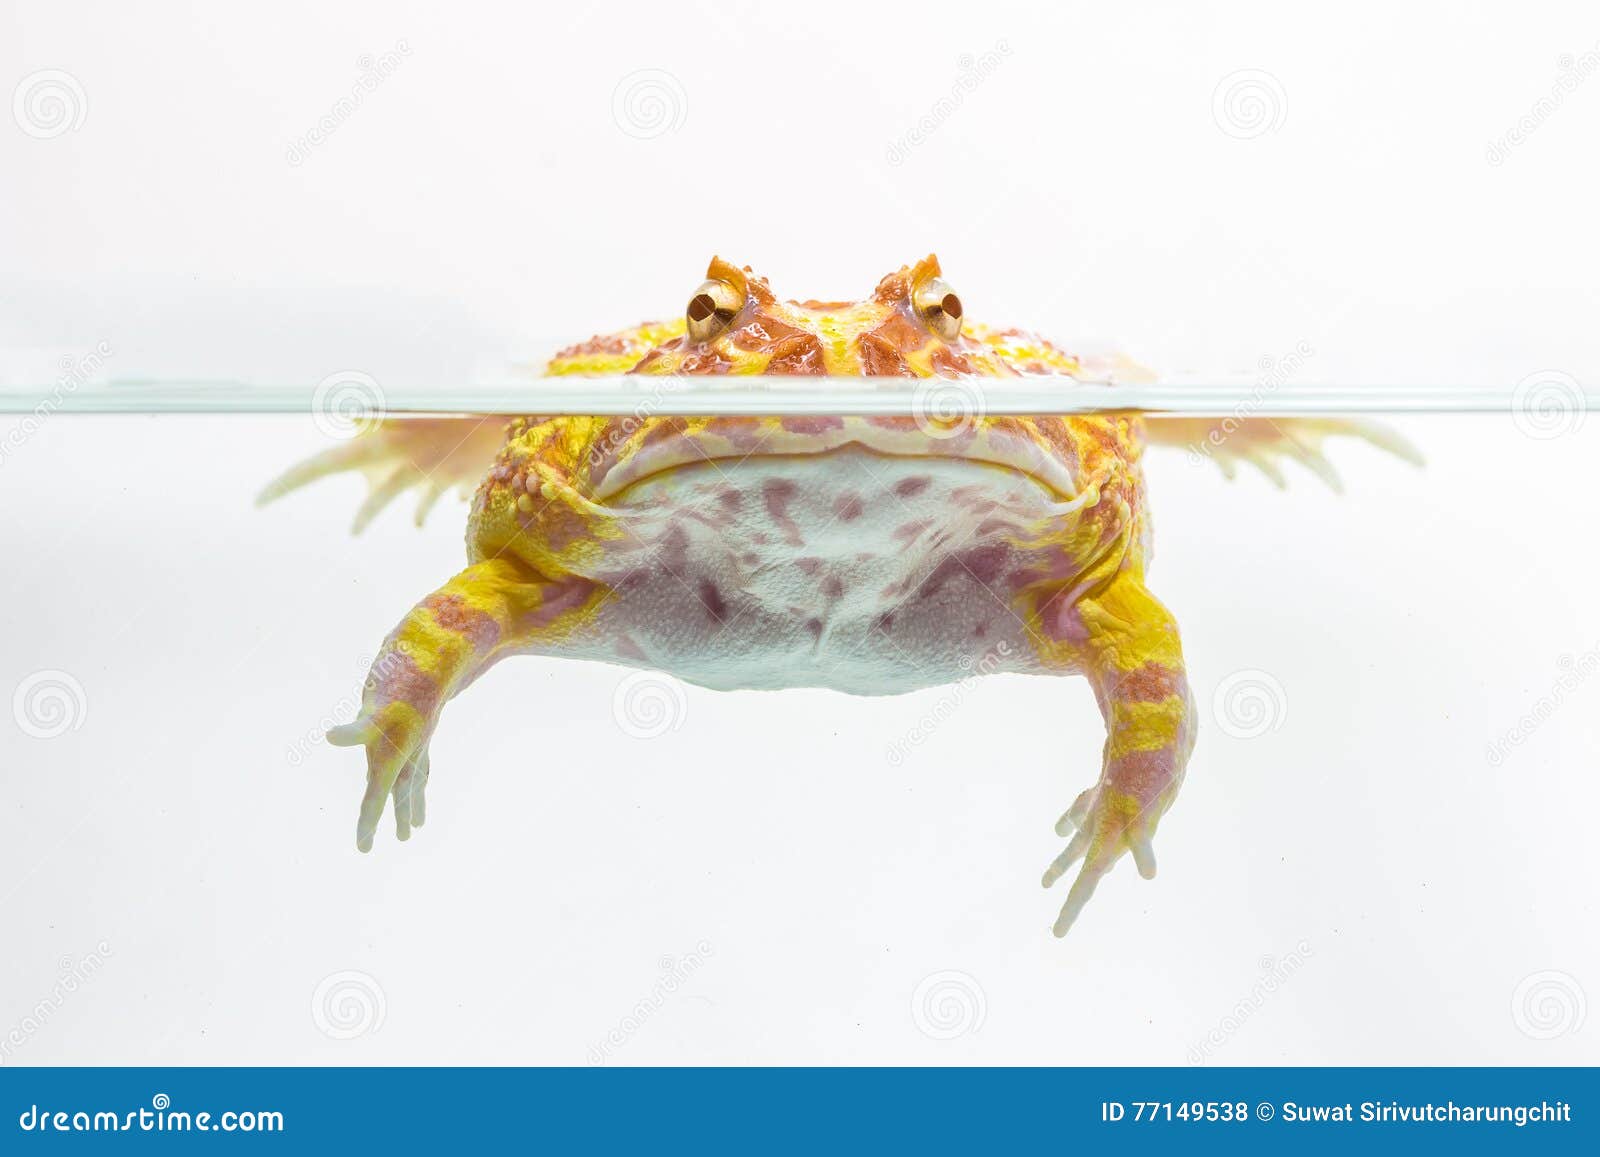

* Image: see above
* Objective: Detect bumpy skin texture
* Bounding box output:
[267,254,1412,937]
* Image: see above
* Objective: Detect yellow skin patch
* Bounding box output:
[264,254,1418,938]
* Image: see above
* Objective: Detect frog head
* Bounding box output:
[548,254,1082,380]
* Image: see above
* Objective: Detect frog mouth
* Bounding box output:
[583,415,1089,506]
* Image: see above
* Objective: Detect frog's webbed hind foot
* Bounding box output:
[327,719,432,847]
[326,557,601,851]
[257,417,510,532]
[1038,572,1196,937]
[1043,779,1166,937]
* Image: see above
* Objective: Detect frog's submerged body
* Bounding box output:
[262,255,1417,936]
[528,436,1109,695]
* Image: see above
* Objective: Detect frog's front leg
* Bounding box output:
[1035,568,1196,937]
[327,556,602,851]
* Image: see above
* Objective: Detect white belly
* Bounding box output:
[548,449,1087,693]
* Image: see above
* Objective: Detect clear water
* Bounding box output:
[2,376,1590,415]
[2,411,1594,1065]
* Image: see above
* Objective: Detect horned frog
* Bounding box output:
[261,255,1417,936]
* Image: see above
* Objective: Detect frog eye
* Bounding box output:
[913,277,964,342]
[686,278,744,344]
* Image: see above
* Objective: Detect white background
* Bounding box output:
[1,1,1597,1065]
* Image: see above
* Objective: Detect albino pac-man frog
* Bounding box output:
[261,255,1415,936]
